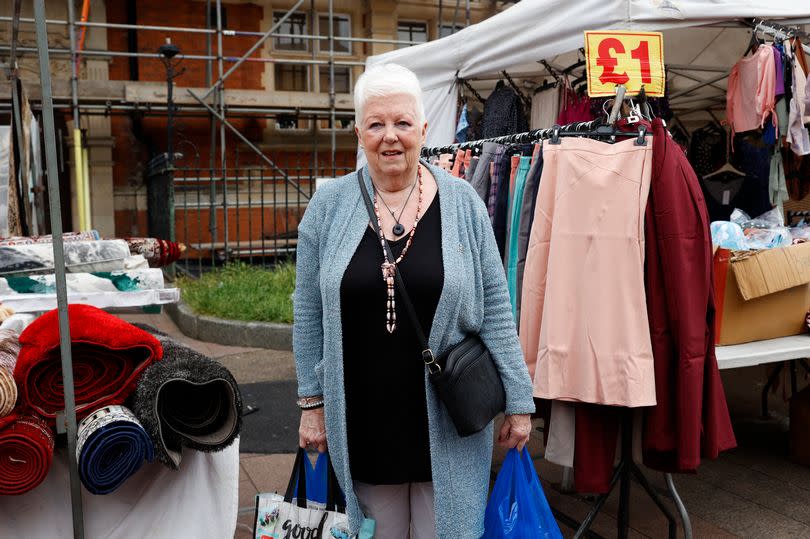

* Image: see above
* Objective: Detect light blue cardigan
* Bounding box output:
[293,162,535,538]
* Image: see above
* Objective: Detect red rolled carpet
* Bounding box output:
[14,305,162,424]
[0,413,54,495]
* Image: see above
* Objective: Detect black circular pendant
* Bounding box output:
[392,223,405,236]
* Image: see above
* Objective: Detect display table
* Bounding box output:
[716,335,810,417]
[716,334,810,370]
[0,438,239,538]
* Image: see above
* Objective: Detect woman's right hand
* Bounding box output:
[299,408,328,452]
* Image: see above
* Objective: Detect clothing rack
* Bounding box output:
[421,117,696,539]
[421,119,651,157]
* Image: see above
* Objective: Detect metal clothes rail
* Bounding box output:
[421,120,699,539]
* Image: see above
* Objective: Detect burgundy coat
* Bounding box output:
[641,118,736,472]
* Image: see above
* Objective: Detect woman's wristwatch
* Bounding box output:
[296,395,325,410]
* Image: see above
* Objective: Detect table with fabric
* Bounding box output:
[0,438,239,538]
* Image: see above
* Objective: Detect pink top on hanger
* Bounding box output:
[726,45,777,135]
[520,137,656,407]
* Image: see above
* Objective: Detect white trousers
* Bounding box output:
[354,481,436,539]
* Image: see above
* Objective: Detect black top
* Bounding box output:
[340,193,443,485]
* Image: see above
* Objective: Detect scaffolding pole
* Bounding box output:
[0,45,365,66]
[33,1,85,538]
[0,102,356,117]
[186,0,313,203]
[328,0,336,173]
[0,16,424,46]
[216,0,228,261]
[67,0,88,232]
[199,0,307,102]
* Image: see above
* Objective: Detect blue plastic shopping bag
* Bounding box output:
[483,447,563,539]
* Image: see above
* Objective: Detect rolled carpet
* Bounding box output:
[0,328,21,372]
[0,369,15,418]
[77,404,154,495]
[0,413,54,495]
[132,329,241,469]
[124,238,184,268]
[0,329,19,418]
[14,305,162,424]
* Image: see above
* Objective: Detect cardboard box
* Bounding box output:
[714,243,810,345]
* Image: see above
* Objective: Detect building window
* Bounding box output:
[318,15,351,54]
[273,12,308,51]
[439,23,464,38]
[319,117,354,131]
[276,113,308,130]
[397,21,427,48]
[319,66,351,94]
[275,63,308,92]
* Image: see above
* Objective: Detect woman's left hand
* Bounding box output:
[497,414,532,451]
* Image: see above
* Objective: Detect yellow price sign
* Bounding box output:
[584,31,665,97]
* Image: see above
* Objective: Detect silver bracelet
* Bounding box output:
[297,396,324,410]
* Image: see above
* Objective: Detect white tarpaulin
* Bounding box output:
[366,1,810,146]
[0,440,239,538]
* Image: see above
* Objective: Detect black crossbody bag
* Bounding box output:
[357,172,506,437]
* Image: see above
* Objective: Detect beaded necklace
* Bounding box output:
[373,165,424,333]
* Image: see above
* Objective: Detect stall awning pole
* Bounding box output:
[33,1,85,536]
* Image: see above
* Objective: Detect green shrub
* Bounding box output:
[178,262,295,323]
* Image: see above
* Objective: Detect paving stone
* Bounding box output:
[242,453,298,495]
[674,470,810,538]
[218,349,296,385]
[238,478,259,511]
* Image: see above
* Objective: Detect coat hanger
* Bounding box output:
[746,20,764,55]
[704,127,745,179]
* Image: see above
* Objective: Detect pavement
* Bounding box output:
[123,311,810,539]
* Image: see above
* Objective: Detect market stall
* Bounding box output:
[364,3,810,536]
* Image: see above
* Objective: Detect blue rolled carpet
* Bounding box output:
[76,404,154,495]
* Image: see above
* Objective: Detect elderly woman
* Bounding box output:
[293,63,535,539]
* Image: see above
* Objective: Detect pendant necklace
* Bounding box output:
[374,174,418,236]
[373,165,424,333]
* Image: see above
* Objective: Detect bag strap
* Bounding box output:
[325,454,346,512]
[283,448,309,508]
[357,170,442,375]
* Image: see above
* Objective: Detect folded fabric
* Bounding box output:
[14,305,162,423]
[0,413,54,495]
[0,268,165,296]
[77,404,154,495]
[0,239,131,276]
[0,231,100,247]
[132,327,241,469]
[124,238,183,268]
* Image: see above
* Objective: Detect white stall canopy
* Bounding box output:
[366,1,810,146]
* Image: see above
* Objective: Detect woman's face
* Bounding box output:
[356,93,427,181]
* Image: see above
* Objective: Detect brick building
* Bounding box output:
[2,0,502,259]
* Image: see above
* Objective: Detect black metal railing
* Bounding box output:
[171,161,353,275]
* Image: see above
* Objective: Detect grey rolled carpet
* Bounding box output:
[131,325,242,469]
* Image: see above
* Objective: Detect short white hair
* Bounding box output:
[354,63,425,127]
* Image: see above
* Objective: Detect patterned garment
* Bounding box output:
[487,146,506,221]
[480,81,529,138]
